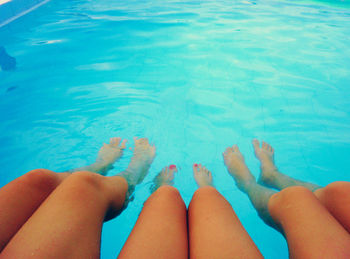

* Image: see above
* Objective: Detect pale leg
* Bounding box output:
[253,139,320,191]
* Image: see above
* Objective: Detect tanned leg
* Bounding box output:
[189,163,263,259]
[224,144,350,259]
[314,182,350,233]
[0,169,69,252]
[0,171,128,258]
[269,186,350,259]
[118,170,187,259]
[254,139,350,233]
[0,137,155,258]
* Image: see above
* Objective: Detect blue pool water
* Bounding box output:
[1,0,350,258]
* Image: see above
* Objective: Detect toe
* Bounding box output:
[169,165,177,174]
[267,144,272,152]
[193,163,199,173]
[161,167,167,174]
[233,145,239,152]
[224,147,233,155]
[252,139,260,149]
[208,171,213,181]
[109,137,120,147]
[140,138,149,144]
[169,170,175,180]
[120,139,127,149]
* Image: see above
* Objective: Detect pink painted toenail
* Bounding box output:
[169,164,176,169]
[194,163,198,167]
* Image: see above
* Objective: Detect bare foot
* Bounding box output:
[252,139,279,187]
[193,163,213,188]
[150,165,178,193]
[69,137,127,175]
[118,137,156,190]
[223,145,255,191]
[96,137,127,165]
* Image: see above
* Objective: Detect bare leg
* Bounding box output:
[189,163,263,259]
[150,164,177,193]
[269,186,350,258]
[0,169,70,252]
[0,137,127,251]
[117,137,156,201]
[69,137,127,175]
[0,172,128,258]
[224,145,350,258]
[314,182,350,233]
[254,140,350,233]
[0,137,155,257]
[253,139,320,191]
[223,145,277,229]
[118,165,187,259]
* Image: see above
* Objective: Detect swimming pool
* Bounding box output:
[1,0,350,257]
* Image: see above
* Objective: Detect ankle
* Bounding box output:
[117,169,135,185]
[198,182,214,188]
[261,164,278,175]
[237,178,256,192]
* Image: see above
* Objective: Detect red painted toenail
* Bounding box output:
[194,163,198,167]
[169,164,176,169]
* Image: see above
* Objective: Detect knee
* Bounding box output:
[57,171,114,207]
[191,186,219,201]
[149,185,185,207]
[154,185,182,199]
[189,186,223,210]
[268,186,315,216]
[315,181,350,201]
[66,171,105,191]
[19,169,63,193]
[324,181,350,196]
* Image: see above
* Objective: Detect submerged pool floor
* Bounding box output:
[1,0,350,258]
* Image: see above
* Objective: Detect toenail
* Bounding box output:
[194,163,198,167]
[169,164,176,169]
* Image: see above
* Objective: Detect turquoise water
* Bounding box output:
[1,0,350,258]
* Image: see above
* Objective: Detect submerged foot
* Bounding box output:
[252,139,279,187]
[118,137,156,194]
[223,145,255,192]
[68,137,126,175]
[193,163,213,188]
[150,165,178,193]
[96,137,127,166]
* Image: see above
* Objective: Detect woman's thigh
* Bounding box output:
[118,185,188,259]
[1,171,127,258]
[314,181,350,233]
[188,186,263,259]
[269,186,350,259]
[0,169,69,251]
